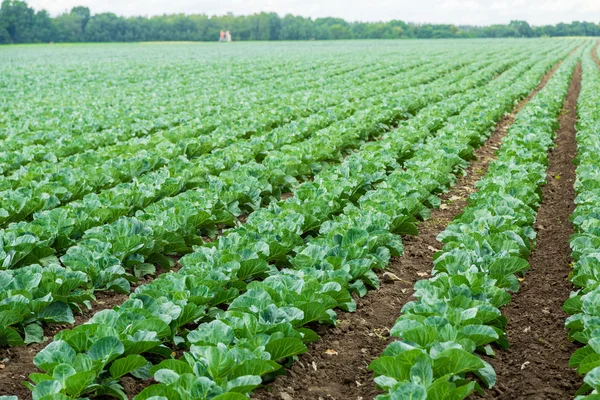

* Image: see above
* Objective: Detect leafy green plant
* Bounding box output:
[0,48,527,352]
[563,47,600,399]
[368,44,584,399]
[23,39,580,398]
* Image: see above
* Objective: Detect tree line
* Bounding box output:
[2,0,600,44]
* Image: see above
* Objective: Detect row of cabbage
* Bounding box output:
[0,50,507,277]
[1,46,459,171]
[367,44,585,399]
[114,42,578,400]
[21,43,577,400]
[1,45,406,138]
[0,47,520,349]
[0,48,542,350]
[0,58,432,221]
[563,47,600,398]
[0,57,424,175]
[2,53,353,141]
[0,43,554,185]
[3,58,439,179]
[0,41,524,146]
[6,54,462,184]
[0,51,491,229]
[4,48,516,267]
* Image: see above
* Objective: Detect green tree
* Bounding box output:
[280,15,314,40]
[509,20,533,37]
[54,12,82,41]
[71,6,90,30]
[84,13,123,42]
[0,0,36,43]
[33,9,55,42]
[3,0,600,44]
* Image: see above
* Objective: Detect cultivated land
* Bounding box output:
[0,38,599,400]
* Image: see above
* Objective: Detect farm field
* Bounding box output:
[0,38,598,400]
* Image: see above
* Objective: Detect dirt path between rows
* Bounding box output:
[253,60,564,400]
[478,65,583,400]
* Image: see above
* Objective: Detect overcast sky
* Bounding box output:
[27,0,600,26]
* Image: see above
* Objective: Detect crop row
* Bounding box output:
[21,43,578,400]
[3,41,522,143]
[131,42,578,400]
[1,46,454,165]
[1,46,398,138]
[1,53,456,185]
[0,49,512,281]
[1,44,523,266]
[0,56,422,175]
[0,50,494,228]
[563,47,600,399]
[0,59,424,203]
[0,47,528,350]
[2,53,353,139]
[1,42,556,179]
[368,45,584,399]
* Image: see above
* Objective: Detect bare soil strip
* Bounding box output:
[479,64,582,400]
[253,61,563,400]
[593,43,600,66]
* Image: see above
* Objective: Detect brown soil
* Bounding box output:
[478,64,583,400]
[593,42,600,66]
[122,375,155,399]
[0,291,128,400]
[252,59,563,400]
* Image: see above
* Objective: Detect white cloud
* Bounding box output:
[26,0,600,25]
[441,0,483,10]
[490,1,508,10]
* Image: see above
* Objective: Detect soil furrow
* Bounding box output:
[252,60,563,400]
[479,64,582,400]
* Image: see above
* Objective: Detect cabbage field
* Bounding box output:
[0,38,598,400]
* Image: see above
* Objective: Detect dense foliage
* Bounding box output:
[368,42,586,399]
[2,0,600,44]
[0,38,593,400]
[563,45,600,399]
